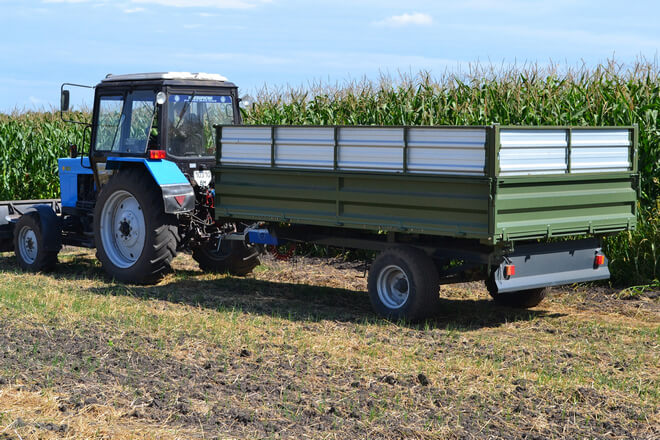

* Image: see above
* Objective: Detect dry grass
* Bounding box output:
[0,249,658,439]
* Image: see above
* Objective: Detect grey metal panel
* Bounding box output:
[407,128,486,175]
[337,127,403,172]
[570,129,631,172]
[274,127,334,169]
[499,129,568,175]
[221,126,271,166]
[494,238,610,292]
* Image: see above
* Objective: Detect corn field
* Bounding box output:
[0,61,658,285]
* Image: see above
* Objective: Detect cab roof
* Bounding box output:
[102,72,229,82]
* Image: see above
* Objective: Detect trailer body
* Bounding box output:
[212,124,637,316]
[213,125,637,243]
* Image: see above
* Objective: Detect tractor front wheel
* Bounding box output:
[13,213,59,272]
[94,169,178,284]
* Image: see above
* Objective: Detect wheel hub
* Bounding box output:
[100,190,146,269]
[18,226,38,264]
[376,265,410,310]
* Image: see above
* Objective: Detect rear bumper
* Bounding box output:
[493,238,609,293]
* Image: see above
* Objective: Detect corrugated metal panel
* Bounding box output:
[337,127,403,171]
[499,130,568,175]
[407,128,486,175]
[494,176,636,241]
[570,129,631,173]
[221,126,271,166]
[215,167,491,238]
[274,127,334,169]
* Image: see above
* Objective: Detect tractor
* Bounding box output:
[0,72,258,283]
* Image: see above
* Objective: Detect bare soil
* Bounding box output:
[0,250,658,439]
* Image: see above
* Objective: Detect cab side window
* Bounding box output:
[95,95,124,152]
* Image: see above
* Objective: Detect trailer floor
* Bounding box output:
[0,248,658,440]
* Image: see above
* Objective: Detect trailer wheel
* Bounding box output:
[192,239,259,276]
[13,213,58,272]
[367,247,440,321]
[485,275,548,308]
[94,168,179,284]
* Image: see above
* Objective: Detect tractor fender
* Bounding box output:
[106,157,195,214]
[18,205,63,253]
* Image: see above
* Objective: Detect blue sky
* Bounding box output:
[0,0,658,112]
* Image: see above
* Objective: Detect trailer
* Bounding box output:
[212,124,638,320]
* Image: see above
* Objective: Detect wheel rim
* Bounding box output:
[100,190,146,269]
[376,264,410,310]
[17,225,38,264]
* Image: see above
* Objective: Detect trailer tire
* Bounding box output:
[94,168,179,284]
[13,213,59,272]
[485,275,548,308]
[368,247,440,321]
[192,239,259,276]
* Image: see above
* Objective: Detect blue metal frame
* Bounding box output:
[57,157,94,208]
[105,157,190,186]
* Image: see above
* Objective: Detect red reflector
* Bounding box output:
[595,255,605,266]
[174,195,186,206]
[149,150,166,159]
[504,265,516,277]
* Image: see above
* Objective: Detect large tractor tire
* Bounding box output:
[192,239,259,276]
[367,246,440,321]
[94,168,179,284]
[485,274,548,308]
[13,213,59,272]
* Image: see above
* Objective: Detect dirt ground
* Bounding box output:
[0,249,658,439]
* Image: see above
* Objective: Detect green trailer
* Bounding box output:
[212,124,638,320]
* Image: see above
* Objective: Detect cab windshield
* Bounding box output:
[167,94,234,158]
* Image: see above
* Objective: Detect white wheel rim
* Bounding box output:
[100,190,146,269]
[377,264,409,309]
[18,225,38,264]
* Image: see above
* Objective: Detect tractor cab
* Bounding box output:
[87,72,240,185]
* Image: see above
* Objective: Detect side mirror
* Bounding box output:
[68,143,78,158]
[61,90,70,112]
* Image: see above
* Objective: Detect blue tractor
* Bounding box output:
[0,72,259,283]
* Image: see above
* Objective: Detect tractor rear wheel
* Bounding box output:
[94,168,179,284]
[192,238,259,276]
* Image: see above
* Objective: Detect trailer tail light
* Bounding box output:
[149,150,166,159]
[504,264,516,277]
[594,254,605,267]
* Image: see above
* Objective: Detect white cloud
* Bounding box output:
[29,96,48,105]
[43,0,270,8]
[132,0,270,8]
[375,12,432,27]
[123,7,145,13]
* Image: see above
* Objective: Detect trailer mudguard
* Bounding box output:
[19,205,63,253]
[106,157,195,213]
[493,238,609,293]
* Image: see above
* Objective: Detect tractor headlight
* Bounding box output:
[193,170,212,187]
[156,91,167,105]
